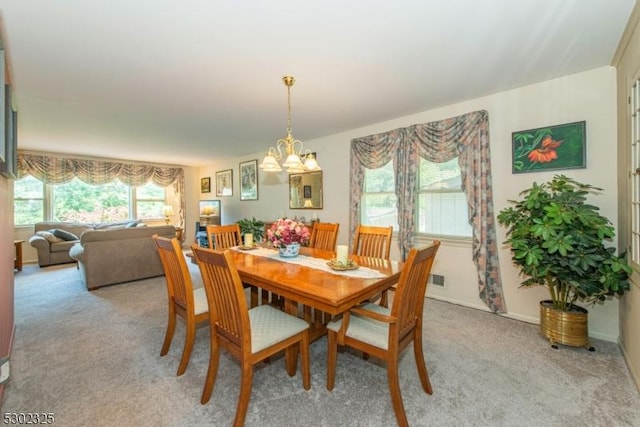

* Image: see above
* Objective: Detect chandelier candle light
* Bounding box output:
[260,76,322,174]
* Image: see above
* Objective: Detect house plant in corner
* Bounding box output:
[497,174,631,349]
[267,218,310,258]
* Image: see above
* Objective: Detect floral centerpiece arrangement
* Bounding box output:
[267,218,310,247]
[267,218,310,257]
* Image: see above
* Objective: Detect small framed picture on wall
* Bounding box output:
[239,159,258,201]
[216,169,233,197]
[201,177,211,193]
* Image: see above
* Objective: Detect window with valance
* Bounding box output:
[349,110,505,313]
[16,152,185,227]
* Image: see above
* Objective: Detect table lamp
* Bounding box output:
[162,205,174,224]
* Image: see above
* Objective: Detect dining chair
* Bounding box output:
[191,246,311,426]
[308,222,339,251]
[352,225,394,307]
[152,235,209,376]
[352,225,393,259]
[206,224,242,250]
[206,223,264,306]
[326,241,441,427]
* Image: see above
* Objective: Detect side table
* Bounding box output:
[175,227,184,242]
[14,240,25,271]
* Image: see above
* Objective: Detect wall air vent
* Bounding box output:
[429,274,445,288]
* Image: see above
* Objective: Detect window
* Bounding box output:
[14,175,45,226]
[630,80,640,266]
[14,176,167,225]
[360,158,471,238]
[360,162,398,229]
[135,182,166,219]
[417,158,472,237]
[52,178,130,223]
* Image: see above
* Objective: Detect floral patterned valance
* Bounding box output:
[17,152,182,187]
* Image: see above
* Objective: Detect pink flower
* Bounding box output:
[268,218,310,247]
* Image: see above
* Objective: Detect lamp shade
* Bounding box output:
[162,205,174,217]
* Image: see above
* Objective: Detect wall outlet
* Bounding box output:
[0,357,10,384]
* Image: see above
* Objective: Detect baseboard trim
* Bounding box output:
[0,323,16,410]
[426,295,618,342]
[619,339,640,393]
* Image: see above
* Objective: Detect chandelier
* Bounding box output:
[259,76,321,173]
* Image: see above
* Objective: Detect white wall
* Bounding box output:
[197,66,620,341]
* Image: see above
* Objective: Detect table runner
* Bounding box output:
[233,247,386,279]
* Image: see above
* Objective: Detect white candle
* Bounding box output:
[336,245,348,264]
[244,233,253,247]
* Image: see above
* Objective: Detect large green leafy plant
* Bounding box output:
[497,175,631,311]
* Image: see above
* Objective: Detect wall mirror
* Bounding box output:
[289,171,323,209]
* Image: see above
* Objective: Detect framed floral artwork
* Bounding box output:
[511,121,586,174]
[239,159,258,201]
[216,169,233,197]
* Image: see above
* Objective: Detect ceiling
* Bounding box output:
[0,0,635,167]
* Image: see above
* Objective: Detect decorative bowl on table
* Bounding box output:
[237,244,258,250]
[327,259,359,271]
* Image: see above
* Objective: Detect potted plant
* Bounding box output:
[497,174,632,349]
[236,217,265,243]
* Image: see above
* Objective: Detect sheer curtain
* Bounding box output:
[350,110,505,313]
[17,152,186,227]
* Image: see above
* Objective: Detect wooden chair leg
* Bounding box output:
[387,358,408,427]
[285,345,298,377]
[326,330,337,391]
[177,319,196,376]
[413,331,433,394]
[250,286,259,308]
[234,361,254,427]
[160,308,176,356]
[300,331,311,390]
[379,290,389,308]
[200,340,220,404]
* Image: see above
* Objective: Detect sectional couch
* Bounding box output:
[29,221,95,267]
[29,221,176,290]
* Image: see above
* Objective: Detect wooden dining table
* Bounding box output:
[228,245,403,341]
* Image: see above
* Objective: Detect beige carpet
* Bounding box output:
[3,263,640,426]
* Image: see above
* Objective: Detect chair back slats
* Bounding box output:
[206,224,242,250]
[352,225,393,259]
[192,246,249,349]
[309,222,339,251]
[153,235,194,311]
[390,241,440,335]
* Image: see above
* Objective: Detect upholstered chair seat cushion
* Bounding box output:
[193,287,208,316]
[327,303,390,350]
[249,304,310,354]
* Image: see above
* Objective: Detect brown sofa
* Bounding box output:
[69,224,176,290]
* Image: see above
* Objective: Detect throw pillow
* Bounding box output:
[35,231,63,243]
[51,228,79,241]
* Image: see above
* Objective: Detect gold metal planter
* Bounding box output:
[539,300,593,350]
